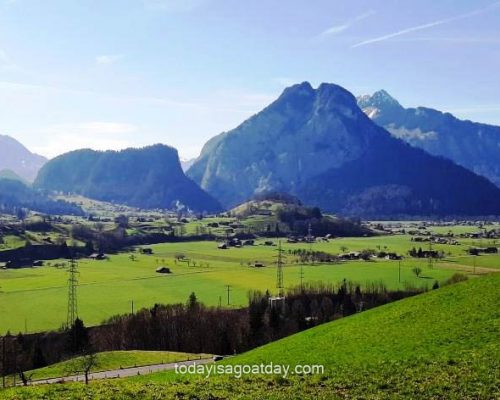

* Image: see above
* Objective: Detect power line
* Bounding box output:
[308,223,314,265]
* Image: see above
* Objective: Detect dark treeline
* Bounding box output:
[70,223,218,253]
[287,248,340,263]
[0,178,84,217]
[408,247,444,259]
[0,280,426,384]
[0,243,76,263]
[277,207,371,237]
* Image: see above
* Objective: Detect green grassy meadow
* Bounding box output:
[2,272,498,399]
[25,350,210,382]
[1,233,498,334]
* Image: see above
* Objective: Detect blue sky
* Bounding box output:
[0,0,499,159]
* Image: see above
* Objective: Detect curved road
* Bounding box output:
[29,357,214,385]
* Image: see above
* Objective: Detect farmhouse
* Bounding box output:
[156,266,171,274]
[468,247,499,255]
[141,248,153,255]
[340,252,361,260]
[384,253,403,260]
[89,252,107,260]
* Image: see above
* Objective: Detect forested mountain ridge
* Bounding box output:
[188,82,500,217]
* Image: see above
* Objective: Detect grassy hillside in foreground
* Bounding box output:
[1,274,499,399]
[24,351,211,382]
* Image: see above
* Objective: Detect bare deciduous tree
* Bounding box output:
[67,350,99,385]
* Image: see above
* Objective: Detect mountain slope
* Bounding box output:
[0,169,27,184]
[357,90,500,187]
[33,144,221,213]
[0,178,83,216]
[188,82,500,216]
[0,135,47,182]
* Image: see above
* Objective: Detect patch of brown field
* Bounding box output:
[436,262,499,275]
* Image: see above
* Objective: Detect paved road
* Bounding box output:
[29,357,214,385]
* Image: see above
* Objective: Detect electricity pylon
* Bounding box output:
[275,240,285,297]
[67,258,79,328]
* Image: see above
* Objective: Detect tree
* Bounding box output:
[67,351,99,385]
[359,249,375,261]
[31,340,46,369]
[84,241,94,255]
[412,266,422,278]
[114,215,129,228]
[310,207,322,219]
[16,208,27,222]
[67,318,89,354]
[187,292,198,310]
[320,297,334,322]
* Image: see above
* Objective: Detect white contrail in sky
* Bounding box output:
[319,10,375,37]
[352,1,500,48]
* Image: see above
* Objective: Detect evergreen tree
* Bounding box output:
[67,318,89,354]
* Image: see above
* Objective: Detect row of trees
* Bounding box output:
[1,280,426,386]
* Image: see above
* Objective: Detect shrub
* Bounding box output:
[444,273,468,286]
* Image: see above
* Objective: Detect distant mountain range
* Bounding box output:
[34,144,221,213]
[357,90,500,188]
[188,82,500,217]
[0,135,47,182]
[3,84,500,217]
[180,158,196,172]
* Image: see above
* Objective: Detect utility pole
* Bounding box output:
[473,255,476,275]
[218,296,222,308]
[300,264,304,292]
[131,300,134,315]
[398,259,401,283]
[67,258,79,328]
[225,285,232,305]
